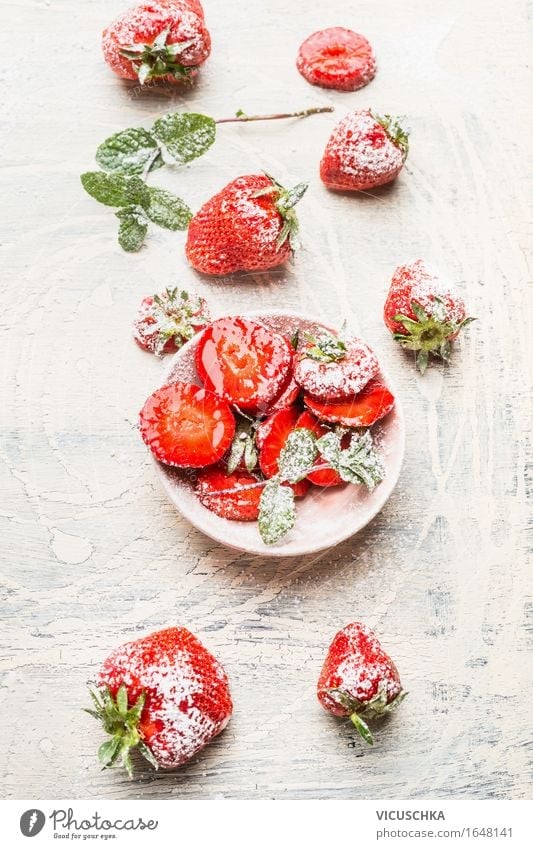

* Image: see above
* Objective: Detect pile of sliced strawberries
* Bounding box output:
[139,316,395,544]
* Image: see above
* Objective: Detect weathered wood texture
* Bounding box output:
[1,0,532,799]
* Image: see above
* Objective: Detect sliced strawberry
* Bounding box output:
[295,411,343,487]
[294,330,378,401]
[304,380,394,427]
[195,317,293,413]
[196,466,263,521]
[296,27,376,92]
[258,406,309,497]
[266,374,300,414]
[139,381,236,467]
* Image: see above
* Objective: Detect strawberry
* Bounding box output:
[296,27,376,92]
[139,381,236,467]
[86,627,232,774]
[195,317,294,413]
[102,1,211,85]
[294,329,378,401]
[384,259,475,373]
[304,379,394,427]
[196,466,263,520]
[320,109,409,192]
[295,411,343,487]
[185,174,308,275]
[133,287,210,356]
[317,622,406,744]
[258,406,310,497]
[266,374,301,414]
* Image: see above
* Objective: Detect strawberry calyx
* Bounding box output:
[253,173,308,251]
[146,287,210,356]
[301,330,347,363]
[393,299,475,373]
[373,112,410,157]
[326,686,408,745]
[120,27,198,84]
[84,684,158,777]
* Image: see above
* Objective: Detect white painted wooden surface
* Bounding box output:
[1,0,532,799]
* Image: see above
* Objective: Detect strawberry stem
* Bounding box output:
[215,106,334,124]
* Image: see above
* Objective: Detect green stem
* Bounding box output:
[350,712,374,745]
[215,106,334,124]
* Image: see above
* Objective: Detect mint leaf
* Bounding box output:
[152,112,216,165]
[142,187,192,230]
[316,430,384,490]
[115,207,148,252]
[258,480,295,545]
[81,172,149,208]
[96,127,163,177]
[278,428,317,483]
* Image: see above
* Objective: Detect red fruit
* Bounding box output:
[304,379,394,427]
[320,109,409,192]
[102,1,211,85]
[294,329,378,401]
[295,411,343,487]
[266,374,301,414]
[88,627,232,773]
[196,466,263,521]
[195,317,293,413]
[384,259,474,373]
[133,287,210,356]
[185,174,308,275]
[296,27,376,92]
[139,381,236,467]
[317,622,406,745]
[258,406,309,497]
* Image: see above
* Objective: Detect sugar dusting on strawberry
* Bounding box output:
[133,288,210,356]
[294,329,378,400]
[317,622,406,745]
[384,259,474,373]
[320,109,409,192]
[88,627,232,773]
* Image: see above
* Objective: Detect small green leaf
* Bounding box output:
[258,480,295,545]
[278,428,317,483]
[142,187,192,230]
[290,328,300,350]
[116,684,128,716]
[277,181,308,212]
[116,206,148,252]
[126,692,146,724]
[416,349,429,374]
[152,25,171,50]
[410,300,428,323]
[316,430,384,490]
[152,112,216,165]
[350,712,374,745]
[81,172,149,208]
[137,61,153,86]
[96,128,163,177]
[98,737,122,767]
[244,436,258,472]
[138,741,159,770]
[227,432,246,474]
[121,747,134,778]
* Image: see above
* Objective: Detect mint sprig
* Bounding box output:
[316,430,385,489]
[81,171,192,252]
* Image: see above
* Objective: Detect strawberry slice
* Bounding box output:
[294,329,378,401]
[304,380,394,427]
[295,411,343,487]
[296,27,376,92]
[195,317,293,413]
[258,406,309,497]
[139,381,236,467]
[196,466,263,521]
[266,374,300,414]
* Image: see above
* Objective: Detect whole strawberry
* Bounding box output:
[384,259,475,372]
[102,1,211,85]
[133,287,210,356]
[320,110,409,192]
[185,174,308,275]
[86,627,232,774]
[317,622,406,744]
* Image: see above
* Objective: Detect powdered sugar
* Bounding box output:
[295,335,378,400]
[391,259,466,326]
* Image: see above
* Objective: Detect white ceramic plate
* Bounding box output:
[153,310,405,557]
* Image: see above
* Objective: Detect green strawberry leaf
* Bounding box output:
[96,127,164,177]
[350,712,374,745]
[98,737,122,767]
[137,741,159,770]
[278,428,317,483]
[81,172,149,208]
[316,430,384,490]
[142,187,192,230]
[258,480,296,545]
[151,112,216,165]
[116,684,128,716]
[115,207,149,252]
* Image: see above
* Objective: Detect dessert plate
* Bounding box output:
[153,310,405,557]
